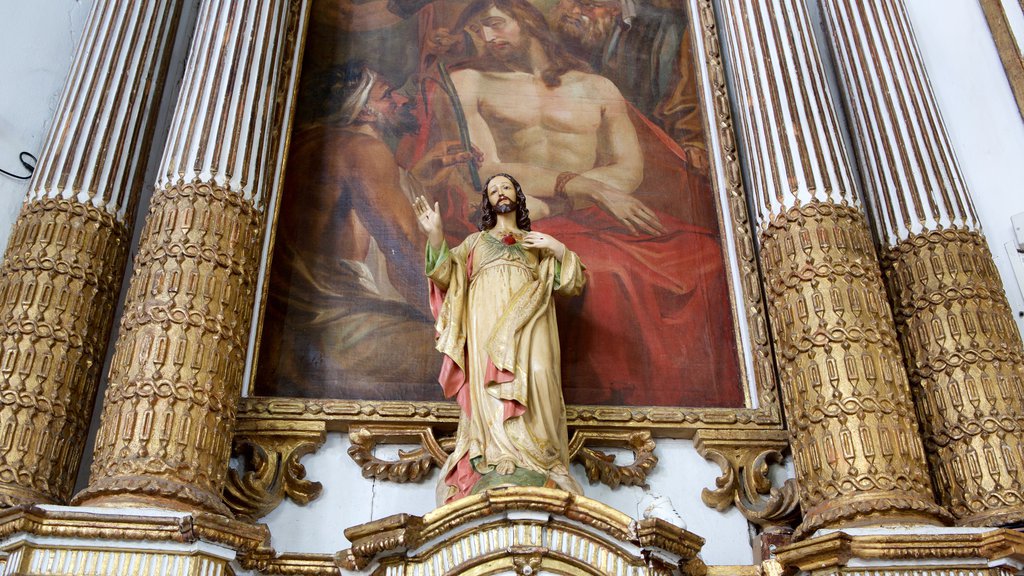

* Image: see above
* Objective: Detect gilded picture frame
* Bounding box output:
[237,0,782,440]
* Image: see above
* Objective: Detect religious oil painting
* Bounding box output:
[253,0,750,409]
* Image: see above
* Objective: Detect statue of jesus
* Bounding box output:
[414,173,586,504]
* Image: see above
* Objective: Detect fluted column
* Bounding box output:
[819,0,1024,526]
[74,0,303,514]
[0,0,182,507]
[716,0,951,537]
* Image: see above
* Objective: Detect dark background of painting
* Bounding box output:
[254,0,744,407]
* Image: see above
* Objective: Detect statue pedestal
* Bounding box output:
[776,526,1024,576]
[339,487,706,576]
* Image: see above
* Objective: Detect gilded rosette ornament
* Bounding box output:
[0,0,182,507]
[74,0,304,513]
[715,0,949,536]
[818,0,1024,525]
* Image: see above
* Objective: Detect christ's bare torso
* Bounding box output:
[454,68,623,172]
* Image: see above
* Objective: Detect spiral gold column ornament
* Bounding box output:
[819,0,1024,527]
[0,0,183,508]
[716,0,951,538]
[73,0,305,514]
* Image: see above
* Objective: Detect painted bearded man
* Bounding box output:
[258,61,474,399]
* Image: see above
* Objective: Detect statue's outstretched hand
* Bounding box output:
[414,196,445,250]
[522,231,566,261]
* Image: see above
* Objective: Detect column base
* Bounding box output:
[795,491,953,540]
[0,485,57,509]
[777,525,1024,575]
[0,505,268,576]
[72,476,231,517]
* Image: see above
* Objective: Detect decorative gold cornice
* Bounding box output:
[0,199,129,507]
[776,528,1024,572]
[694,429,800,528]
[760,202,950,538]
[338,488,705,574]
[883,228,1024,525]
[0,505,268,553]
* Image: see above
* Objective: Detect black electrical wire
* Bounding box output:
[0,152,37,180]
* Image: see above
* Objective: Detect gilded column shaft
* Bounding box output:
[75,0,302,514]
[716,0,948,536]
[819,0,1024,525]
[0,0,182,507]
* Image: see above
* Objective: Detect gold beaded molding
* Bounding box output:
[883,228,1024,526]
[74,183,264,514]
[760,202,951,537]
[0,199,129,507]
[776,528,1024,575]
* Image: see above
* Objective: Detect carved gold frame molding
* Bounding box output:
[980,0,1024,119]
[231,0,790,527]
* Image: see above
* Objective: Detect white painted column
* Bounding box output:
[74,0,306,515]
[819,0,1024,527]
[716,0,949,537]
[0,0,183,507]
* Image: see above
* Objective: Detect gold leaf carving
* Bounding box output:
[346,425,451,483]
[694,429,799,528]
[343,425,659,490]
[569,429,659,489]
[224,420,326,521]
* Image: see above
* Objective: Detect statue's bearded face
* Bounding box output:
[487,175,518,214]
[552,0,620,53]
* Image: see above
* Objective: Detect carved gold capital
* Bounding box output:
[0,199,129,507]
[883,228,1024,526]
[760,202,950,537]
[74,183,264,514]
[224,419,326,521]
[694,429,799,528]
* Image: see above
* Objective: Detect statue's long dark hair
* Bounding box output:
[479,173,531,231]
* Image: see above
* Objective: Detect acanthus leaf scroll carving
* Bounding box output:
[694,429,800,528]
[224,419,326,521]
[568,429,659,489]
[344,425,659,488]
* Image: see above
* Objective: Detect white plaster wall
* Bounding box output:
[263,434,754,566]
[905,0,1024,336]
[0,0,94,248]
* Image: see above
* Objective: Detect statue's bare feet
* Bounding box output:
[494,460,516,475]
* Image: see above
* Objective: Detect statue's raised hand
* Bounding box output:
[414,196,445,250]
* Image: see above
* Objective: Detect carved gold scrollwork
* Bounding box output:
[568,429,659,488]
[694,429,800,528]
[344,426,659,489]
[224,420,326,521]
[347,425,452,483]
